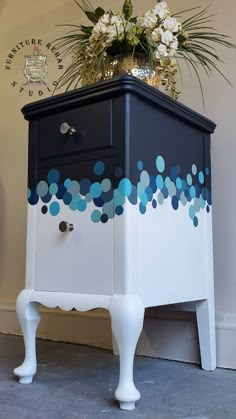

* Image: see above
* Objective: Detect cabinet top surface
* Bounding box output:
[21,75,216,134]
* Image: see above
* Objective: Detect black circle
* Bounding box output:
[101,213,109,223]
[41,205,48,214]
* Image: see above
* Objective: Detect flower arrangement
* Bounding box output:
[54,0,235,99]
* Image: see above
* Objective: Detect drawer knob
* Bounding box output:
[59,221,74,232]
[60,122,77,136]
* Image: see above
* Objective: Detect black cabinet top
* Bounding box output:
[21,75,216,134]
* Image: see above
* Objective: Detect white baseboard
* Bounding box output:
[1,300,236,369]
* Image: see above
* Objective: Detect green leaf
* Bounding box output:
[85,11,98,23]
[95,7,105,17]
[122,0,133,19]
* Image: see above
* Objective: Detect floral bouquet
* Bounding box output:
[54,0,235,99]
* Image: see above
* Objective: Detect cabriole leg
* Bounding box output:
[109,295,144,411]
[13,289,41,384]
[196,298,216,371]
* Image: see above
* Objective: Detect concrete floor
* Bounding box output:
[0,334,236,419]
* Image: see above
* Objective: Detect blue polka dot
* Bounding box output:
[118,178,132,196]
[205,168,210,175]
[171,196,179,210]
[193,216,198,227]
[94,161,105,176]
[139,203,146,214]
[49,202,60,216]
[141,193,148,206]
[115,205,124,216]
[77,199,87,212]
[137,160,143,171]
[199,171,205,185]
[63,192,72,205]
[90,182,102,198]
[47,169,60,184]
[152,199,157,209]
[91,210,101,223]
[27,188,31,199]
[156,155,165,173]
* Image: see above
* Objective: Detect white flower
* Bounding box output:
[161,30,174,45]
[137,9,157,28]
[164,17,179,33]
[156,43,168,59]
[100,13,111,25]
[150,27,163,44]
[93,21,108,35]
[110,15,123,25]
[170,38,178,50]
[154,1,170,19]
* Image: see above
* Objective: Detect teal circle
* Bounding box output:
[49,202,60,216]
[103,202,114,219]
[77,199,87,212]
[194,198,201,213]
[192,164,197,175]
[189,205,195,220]
[85,193,93,203]
[176,177,182,190]
[168,182,176,197]
[64,178,72,188]
[69,195,81,211]
[101,178,111,193]
[190,185,196,199]
[165,176,171,188]
[137,160,143,171]
[94,161,105,176]
[187,174,192,186]
[140,171,150,188]
[49,183,58,195]
[37,181,48,198]
[137,182,145,198]
[90,182,102,198]
[114,188,126,206]
[199,171,204,184]
[27,188,31,199]
[156,175,164,190]
[205,167,209,175]
[180,192,187,206]
[141,193,148,206]
[91,210,101,223]
[157,192,164,205]
[67,180,80,196]
[156,155,165,173]
[118,178,132,196]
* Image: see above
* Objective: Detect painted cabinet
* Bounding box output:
[14,76,216,410]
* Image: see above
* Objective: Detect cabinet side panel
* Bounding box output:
[127,95,212,306]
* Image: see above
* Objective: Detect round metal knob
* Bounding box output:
[60,122,77,136]
[59,221,74,232]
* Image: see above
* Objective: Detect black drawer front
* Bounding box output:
[38,99,112,160]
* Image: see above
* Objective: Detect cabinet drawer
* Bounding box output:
[33,157,115,295]
[38,100,112,160]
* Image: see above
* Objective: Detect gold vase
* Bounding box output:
[102,53,161,88]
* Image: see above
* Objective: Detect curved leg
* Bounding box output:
[13,289,41,384]
[109,295,144,411]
